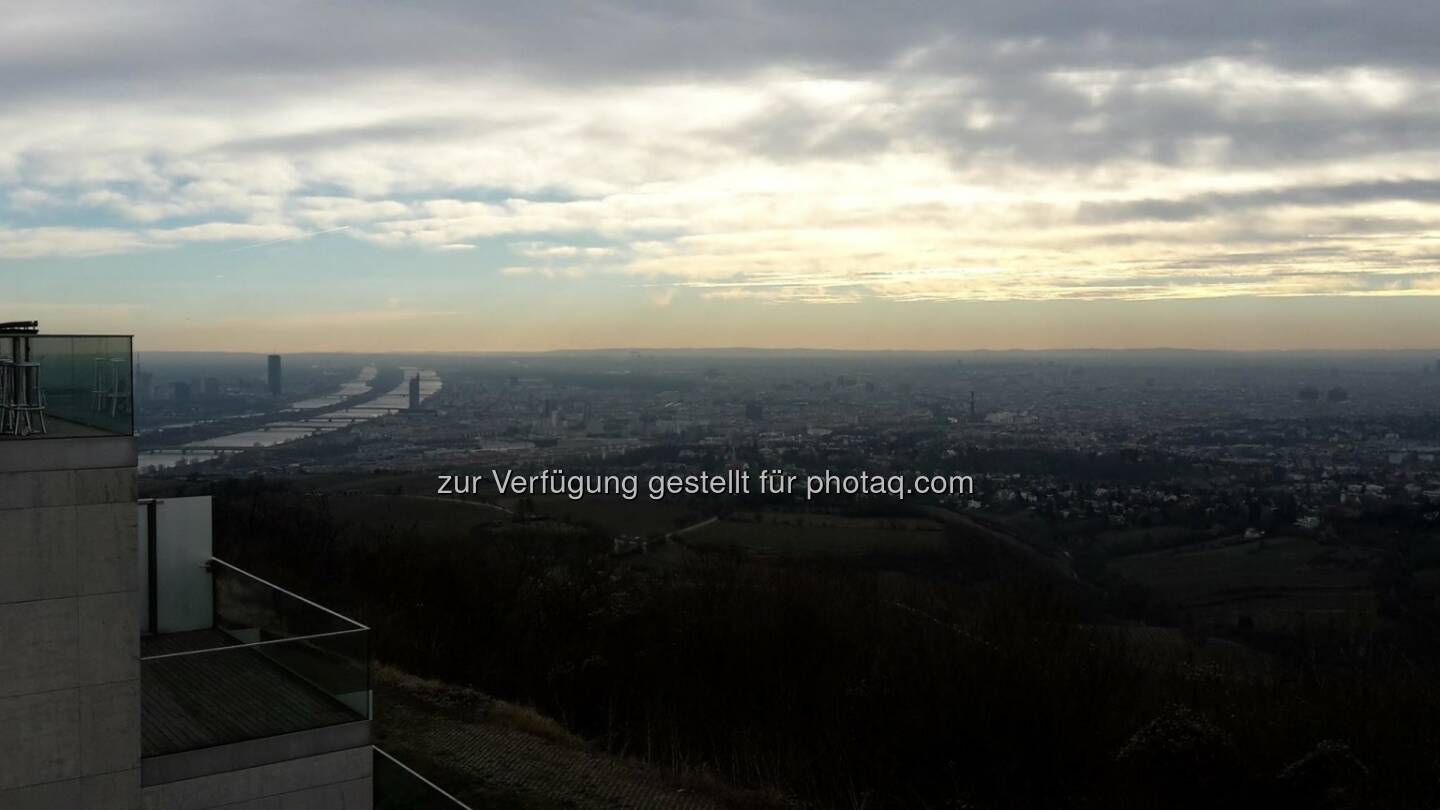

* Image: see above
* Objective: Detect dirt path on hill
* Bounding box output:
[373,669,775,810]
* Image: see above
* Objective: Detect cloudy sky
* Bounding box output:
[3,1,1439,351]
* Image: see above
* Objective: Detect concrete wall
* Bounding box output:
[141,747,372,810]
[0,435,142,809]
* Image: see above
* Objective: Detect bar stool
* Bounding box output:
[0,359,13,435]
[93,357,114,412]
[12,361,46,436]
[105,358,130,417]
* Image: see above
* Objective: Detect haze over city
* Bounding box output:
[4,1,1440,351]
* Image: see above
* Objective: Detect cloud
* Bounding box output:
[292,196,413,228]
[0,221,349,258]
[5,2,1440,304]
[512,243,618,260]
[9,2,1440,99]
[1075,179,1440,224]
[146,222,304,244]
[0,226,153,258]
[7,188,61,209]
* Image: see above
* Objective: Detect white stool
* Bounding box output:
[11,362,46,436]
[0,359,13,435]
[92,357,114,412]
[105,358,130,417]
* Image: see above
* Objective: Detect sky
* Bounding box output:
[2,1,1439,352]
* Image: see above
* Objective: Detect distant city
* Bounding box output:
[139,350,1440,569]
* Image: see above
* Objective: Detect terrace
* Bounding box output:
[139,498,473,807]
[139,558,371,763]
[0,327,134,439]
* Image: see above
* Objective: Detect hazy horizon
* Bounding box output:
[130,344,1440,360]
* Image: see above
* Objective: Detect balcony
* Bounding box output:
[136,497,472,807]
[138,556,372,794]
[138,564,477,807]
[0,331,134,439]
[140,559,370,758]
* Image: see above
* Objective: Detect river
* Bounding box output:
[139,366,441,471]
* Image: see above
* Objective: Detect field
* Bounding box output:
[684,511,946,557]
[495,494,701,536]
[1093,525,1208,556]
[1107,535,1378,630]
[319,493,510,540]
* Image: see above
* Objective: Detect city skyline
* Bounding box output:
[4,2,1440,351]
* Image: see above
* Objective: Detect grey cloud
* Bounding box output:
[1151,245,1440,274]
[6,0,1440,296]
[1076,180,1440,224]
[701,59,1440,174]
[7,1,1440,178]
[8,1,1440,98]
[216,117,524,155]
[712,97,897,161]
[1054,269,1440,293]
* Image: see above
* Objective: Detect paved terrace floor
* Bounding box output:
[141,629,362,757]
[0,414,115,440]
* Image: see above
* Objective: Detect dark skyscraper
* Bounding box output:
[267,354,282,396]
[408,374,421,410]
[136,370,153,401]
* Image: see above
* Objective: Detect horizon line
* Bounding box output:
[130,345,1440,356]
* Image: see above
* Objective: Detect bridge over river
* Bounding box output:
[140,367,441,470]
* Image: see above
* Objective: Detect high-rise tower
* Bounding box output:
[266,354,282,396]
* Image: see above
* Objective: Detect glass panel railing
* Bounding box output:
[140,559,370,757]
[212,558,364,640]
[374,747,474,809]
[140,630,369,757]
[0,333,133,438]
